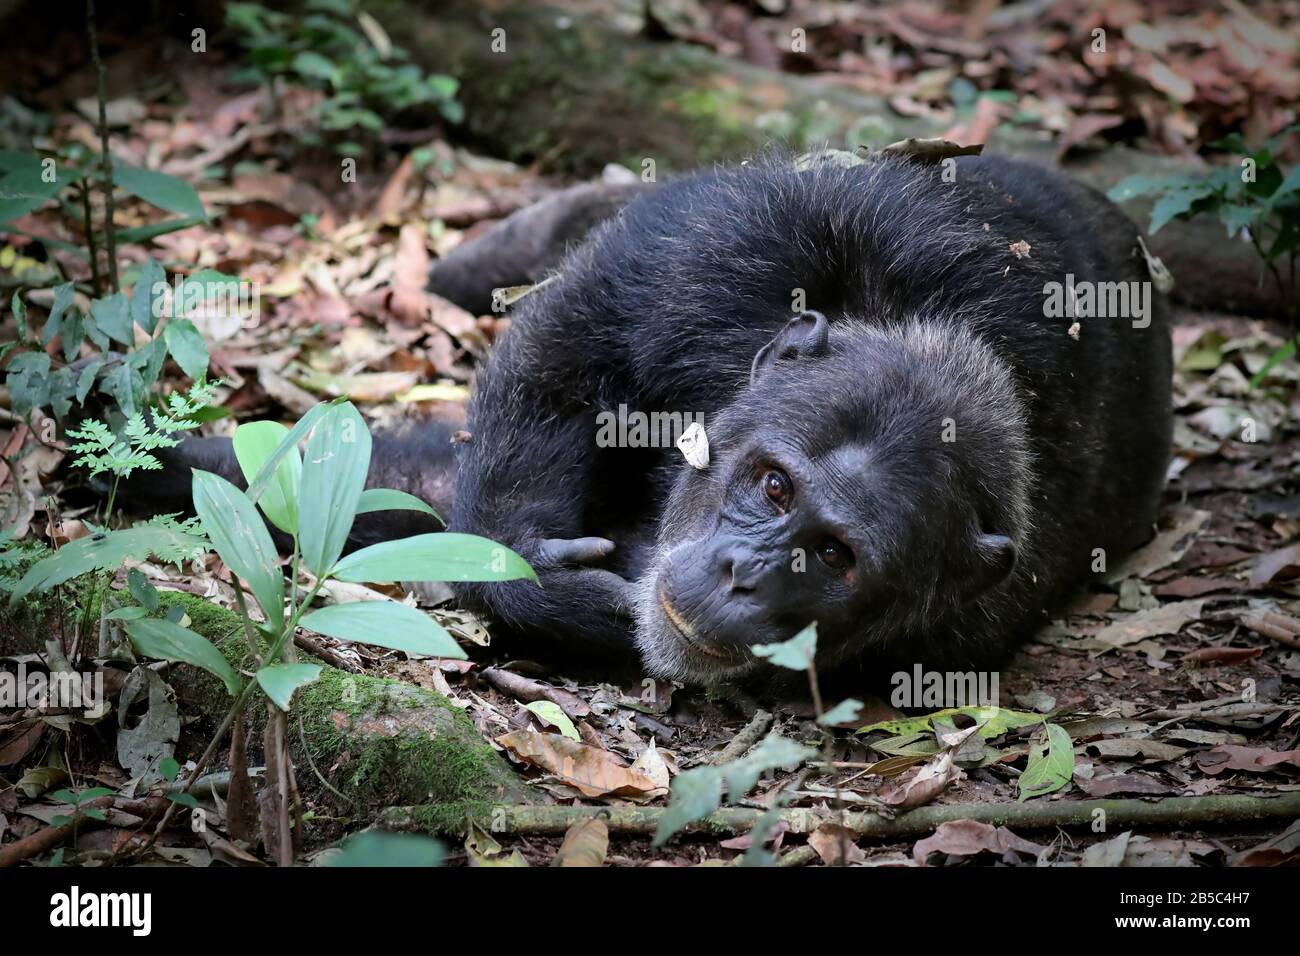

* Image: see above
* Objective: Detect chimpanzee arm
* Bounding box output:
[446,347,641,657]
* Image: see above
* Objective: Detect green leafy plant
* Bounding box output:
[67,378,219,515]
[653,623,850,863]
[1108,125,1299,385]
[225,0,462,153]
[0,146,208,293]
[3,261,216,425]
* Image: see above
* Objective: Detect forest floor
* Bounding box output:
[2,11,1300,868]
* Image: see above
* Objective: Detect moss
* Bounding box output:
[403,800,493,836]
[294,665,516,814]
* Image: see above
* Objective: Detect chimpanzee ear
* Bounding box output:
[961,533,1017,602]
[750,310,830,384]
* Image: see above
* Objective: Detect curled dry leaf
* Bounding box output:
[553,816,609,867]
[496,730,660,799]
[1195,745,1300,776]
[912,819,1042,865]
[808,823,866,866]
[629,739,672,791]
[876,751,963,809]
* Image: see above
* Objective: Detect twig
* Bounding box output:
[78,179,101,295]
[1242,611,1300,650]
[85,0,118,292]
[707,709,772,765]
[480,666,589,718]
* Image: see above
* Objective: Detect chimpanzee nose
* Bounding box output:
[718,547,763,594]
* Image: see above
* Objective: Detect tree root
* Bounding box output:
[378,791,1300,840]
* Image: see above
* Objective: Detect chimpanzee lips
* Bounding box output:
[658,589,737,661]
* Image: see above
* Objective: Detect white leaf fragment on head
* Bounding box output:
[676,421,710,469]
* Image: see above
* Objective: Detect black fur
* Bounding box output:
[448,154,1172,686]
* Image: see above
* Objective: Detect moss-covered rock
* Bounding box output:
[154,590,533,823]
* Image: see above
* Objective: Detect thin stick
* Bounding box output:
[85,0,118,292]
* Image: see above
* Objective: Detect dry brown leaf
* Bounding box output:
[553,816,609,867]
[1081,738,1188,762]
[876,751,963,809]
[808,824,866,866]
[1250,542,1300,588]
[1094,599,1206,648]
[1108,510,1210,582]
[496,730,659,798]
[1196,745,1300,776]
[389,223,431,326]
[912,820,1042,865]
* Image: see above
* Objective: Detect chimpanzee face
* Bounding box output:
[633,312,1019,686]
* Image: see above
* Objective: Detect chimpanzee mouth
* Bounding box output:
[658,590,742,662]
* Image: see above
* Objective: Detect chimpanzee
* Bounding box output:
[133,153,1174,690]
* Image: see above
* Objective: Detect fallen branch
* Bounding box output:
[707,709,773,765]
[0,795,167,868]
[379,791,1300,840]
[1242,611,1300,650]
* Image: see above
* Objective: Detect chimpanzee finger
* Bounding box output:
[535,536,617,567]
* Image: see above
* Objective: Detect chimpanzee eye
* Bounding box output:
[817,538,853,571]
[761,468,793,510]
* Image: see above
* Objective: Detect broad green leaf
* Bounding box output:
[75,357,103,404]
[159,757,181,781]
[300,600,466,659]
[125,618,241,695]
[163,318,210,380]
[857,706,1043,739]
[90,292,133,345]
[752,622,816,670]
[105,606,149,621]
[192,470,284,622]
[0,161,62,224]
[115,216,206,245]
[328,831,443,867]
[8,525,207,605]
[652,767,724,848]
[1220,203,1259,237]
[233,420,301,535]
[331,532,537,584]
[115,162,207,220]
[51,786,115,805]
[1105,173,1193,204]
[523,700,579,740]
[245,401,341,505]
[1149,185,1212,233]
[1018,722,1075,801]
[298,403,371,576]
[719,735,815,797]
[128,567,160,610]
[653,732,815,847]
[0,151,44,177]
[256,662,322,710]
[130,257,167,335]
[11,291,27,338]
[292,51,337,81]
[356,487,442,524]
[1268,163,1300,206]
[818,698,864,726]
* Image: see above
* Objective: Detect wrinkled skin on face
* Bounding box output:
[634,312,1026,686]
